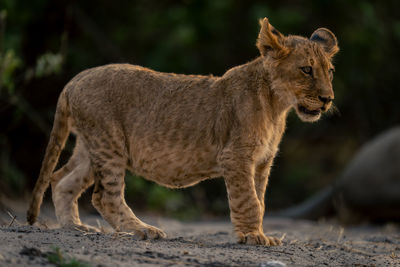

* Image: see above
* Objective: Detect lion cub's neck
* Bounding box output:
[217,57,292,124]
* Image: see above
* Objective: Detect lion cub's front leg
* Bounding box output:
[220,149,280,246]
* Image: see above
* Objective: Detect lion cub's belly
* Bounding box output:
[130,143,221,188]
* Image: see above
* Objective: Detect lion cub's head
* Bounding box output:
[256,18,339,122]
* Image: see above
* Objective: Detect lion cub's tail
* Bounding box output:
[27,91,71,225]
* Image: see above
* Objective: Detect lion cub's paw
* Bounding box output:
[237,231,282,246]
[133,225,167,240]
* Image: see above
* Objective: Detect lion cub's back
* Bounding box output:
[65,64,216,120]
[64,64,152,132]
[66,64,164,111]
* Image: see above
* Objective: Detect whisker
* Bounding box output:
[327,103,340,117]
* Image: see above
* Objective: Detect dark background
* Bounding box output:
[1,0,399,219]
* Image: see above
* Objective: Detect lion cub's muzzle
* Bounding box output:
[296,94,334,122]
[298,95,333,115]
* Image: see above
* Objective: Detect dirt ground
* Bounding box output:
[0,202,399,267]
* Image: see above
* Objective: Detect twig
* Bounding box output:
[113,231,135,238]
[83,232,98,236]
[280,233,286,242]
[74,226,100,236]
[7,211,16,227]
[73,226,88,234]
[96,219,104,233]
[267,249,294,256]
[337,243,375,257]
[336,227,344,243]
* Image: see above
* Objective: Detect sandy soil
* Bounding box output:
[0,203,399,267]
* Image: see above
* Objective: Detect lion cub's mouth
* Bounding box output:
[298,105,321,116]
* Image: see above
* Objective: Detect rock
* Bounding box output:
[19,246,43,257]
[259,260,287,267]
[279,126,400,223]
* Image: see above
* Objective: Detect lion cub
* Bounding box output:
[27,18,338,245]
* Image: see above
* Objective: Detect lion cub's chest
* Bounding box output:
[251,120,287,165]
[130,139,221,188]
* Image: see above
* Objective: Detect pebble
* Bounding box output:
[259,260,287,267]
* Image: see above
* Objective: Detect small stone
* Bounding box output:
[259,261,287,267]
[20,247,42,257]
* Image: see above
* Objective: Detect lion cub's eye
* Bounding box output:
[329,68,335,73]
[300,66,313,75]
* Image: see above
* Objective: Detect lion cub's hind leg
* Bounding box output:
[52,138,98,232]
[89,146,166,240]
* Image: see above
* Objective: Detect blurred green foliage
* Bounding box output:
[0,0,399,217]
[47,247,88,267]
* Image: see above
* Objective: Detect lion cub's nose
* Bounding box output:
[318,95,333,104]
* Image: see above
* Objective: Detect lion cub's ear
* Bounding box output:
[310,28,339,57]
[256,18,289,58]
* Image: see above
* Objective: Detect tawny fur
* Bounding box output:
[27,18,339,245]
